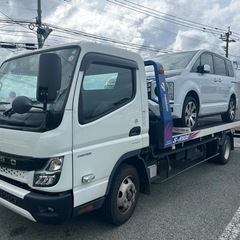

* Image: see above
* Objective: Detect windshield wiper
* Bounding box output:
[3,107,14,117]
[0,101,10,105]
[3,96,45,118]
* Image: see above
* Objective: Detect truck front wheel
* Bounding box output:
[102,164,140,225]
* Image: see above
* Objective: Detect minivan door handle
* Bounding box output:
[129,126,141,136]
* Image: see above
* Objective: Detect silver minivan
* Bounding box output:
[148,50,238,130]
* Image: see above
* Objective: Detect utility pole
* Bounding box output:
[35,0,52,48]
[36,0,43,48]
[220,27,236,58]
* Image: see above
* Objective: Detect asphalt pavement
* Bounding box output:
[1,109,240,239]
[0,140,240,240]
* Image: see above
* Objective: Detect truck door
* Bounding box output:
[72,53,145,208]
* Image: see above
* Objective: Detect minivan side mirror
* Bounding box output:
[37,53,62,103]
[197,64,211,74]
[203,64,210,73]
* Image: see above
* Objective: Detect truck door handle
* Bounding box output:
[129,126,141,136]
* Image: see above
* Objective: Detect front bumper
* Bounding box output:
[24,191,73,224]
[0,180,73,224]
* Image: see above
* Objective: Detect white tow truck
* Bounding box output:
[0,42,239,225]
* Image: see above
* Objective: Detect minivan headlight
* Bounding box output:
[166,82,174,100]
[33,157,64,187]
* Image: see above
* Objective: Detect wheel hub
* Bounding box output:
[229,101,235,120]
[117,177,136,214]
[185,101,197,128]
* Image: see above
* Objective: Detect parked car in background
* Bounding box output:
[146,50,238,130]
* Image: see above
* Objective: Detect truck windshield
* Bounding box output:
[0,46,80,131]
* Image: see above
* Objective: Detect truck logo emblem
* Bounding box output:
[10,159,16,166]
[161,82,166,92]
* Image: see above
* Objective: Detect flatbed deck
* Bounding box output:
[172,118,240,145]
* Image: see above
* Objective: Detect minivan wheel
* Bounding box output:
[181,96,198,130]
[221,97,236,122]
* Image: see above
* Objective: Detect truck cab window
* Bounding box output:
[79,63,135,124]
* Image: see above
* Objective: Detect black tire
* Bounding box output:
[216,134,231,165]
[180,96,199,130]
[102,164,140,226]
[221,97,236,122]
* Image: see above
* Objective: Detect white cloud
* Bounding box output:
[0,0,240,65]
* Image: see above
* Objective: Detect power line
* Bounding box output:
[63,0,222,49]
[107,0,240,43]
[46,22,171,53]
[1,0,239,58]
[105,0,240,58]
[0,41,37,50]
[0,17,171,53]
[106,0,225,35]
[0,10,31,31]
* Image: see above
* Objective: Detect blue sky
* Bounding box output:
[0,0,239,65]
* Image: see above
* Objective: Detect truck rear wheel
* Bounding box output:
[216,134,231,165]
[102,164,140,225]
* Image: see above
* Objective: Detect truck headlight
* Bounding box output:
[166,82,174,100]
[33,157,64,187]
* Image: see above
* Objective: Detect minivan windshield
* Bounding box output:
[146,51,197,71]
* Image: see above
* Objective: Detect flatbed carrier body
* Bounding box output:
[0,42,239,225]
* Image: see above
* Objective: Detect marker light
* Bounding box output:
[159,68,164,74]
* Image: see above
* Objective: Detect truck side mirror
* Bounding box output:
[37,53,61,103]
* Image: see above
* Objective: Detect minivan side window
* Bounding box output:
[200,53,214,74]
[191,53,214,73]
[213,55,227,76]
[79,63,135,124]
[191,58,200,73]
[225,59,235,77]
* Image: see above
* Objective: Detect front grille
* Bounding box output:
[0,166,28,183]
[0,174,31,191]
